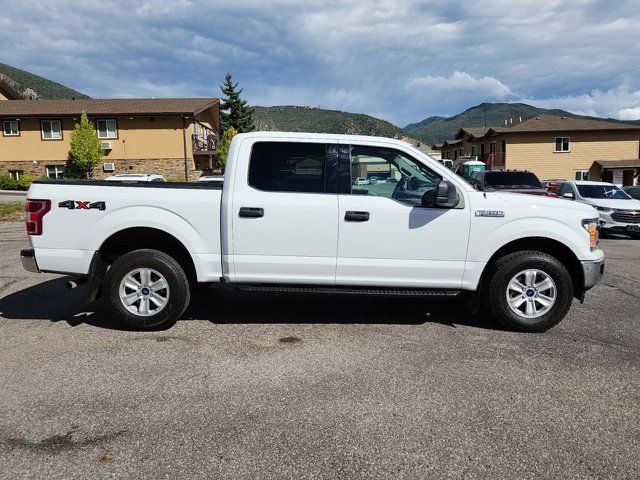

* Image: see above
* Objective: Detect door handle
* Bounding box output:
[239,207,264,218]
[345,211,369,222]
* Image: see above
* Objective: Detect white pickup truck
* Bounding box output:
[21,132,604,332]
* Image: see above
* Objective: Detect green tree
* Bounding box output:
[220,73,255,133]
[216,127,237,173]
[65,112,104,179]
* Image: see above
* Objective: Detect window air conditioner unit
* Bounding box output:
[101,141,113,150]
[103,162,116,172]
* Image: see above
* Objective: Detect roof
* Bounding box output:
[487,114,640,134]
[0,78,22,100]
[455,126,487,139]
[591,159,640,169]
[442,138,463,146]
[0,98,219,117]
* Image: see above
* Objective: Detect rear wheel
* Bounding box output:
[484,251,573,332]
[104,249,190,330]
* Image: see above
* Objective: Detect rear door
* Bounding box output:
[336,143,470,288]
[229,139,339,284]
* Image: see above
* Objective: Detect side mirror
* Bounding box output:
[563,192,575,199]
[423,180,459,208]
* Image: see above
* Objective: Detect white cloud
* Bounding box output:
[407,71,512,98]
[522,88,640,120]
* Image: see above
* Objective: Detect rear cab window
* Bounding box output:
[248,142,328,193]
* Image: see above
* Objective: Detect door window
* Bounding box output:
[248,142,327,193]
[347,145,441,207]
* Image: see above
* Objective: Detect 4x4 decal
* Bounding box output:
[58,200,106,211]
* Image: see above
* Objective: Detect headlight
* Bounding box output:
[594,206,612,212]
[582,218,600,249]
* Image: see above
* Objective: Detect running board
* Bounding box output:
[236,284,460,297]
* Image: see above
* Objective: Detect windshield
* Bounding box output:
[484,171,542,189]
[577,184,631,199]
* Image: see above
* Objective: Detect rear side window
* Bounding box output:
[249,142,327,193]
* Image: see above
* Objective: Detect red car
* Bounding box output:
[468,170,558,197]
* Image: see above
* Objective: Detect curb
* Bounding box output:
[0,190,27,196]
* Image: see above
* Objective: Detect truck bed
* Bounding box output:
[26,180,223,281]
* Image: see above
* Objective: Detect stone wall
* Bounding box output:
[0,158,204,182]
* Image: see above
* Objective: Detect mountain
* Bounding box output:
[253,105,406,138]
[0,63,89,99]
[404,102,640,145]
[404,116,444,131]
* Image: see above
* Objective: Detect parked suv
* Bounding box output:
[469,170,555,197]
[557,180,640,236]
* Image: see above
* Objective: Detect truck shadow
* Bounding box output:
[0,278,501,331]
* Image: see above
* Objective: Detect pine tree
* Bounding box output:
[220,73,255,133]
[65,112,104,178]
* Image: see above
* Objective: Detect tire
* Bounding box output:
[483,251,573,332]
[104,249,191,330]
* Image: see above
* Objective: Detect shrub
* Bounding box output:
[165,177,180,183]
[18,174,35,190]
[0,174,19,191]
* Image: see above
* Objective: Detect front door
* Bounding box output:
[623,169,634,186]
[230,140,339,284]
[336,144,470,288]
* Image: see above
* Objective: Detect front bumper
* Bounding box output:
[581,258,604,290]
[20,248,40,273]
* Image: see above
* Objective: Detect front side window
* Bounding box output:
[46,165,65,179]
[248,142,326,193]
[348,145,441,207]
[555,137,570,152]
[97,119,117,139]
[3,119,19,136]
[41,120,62,140]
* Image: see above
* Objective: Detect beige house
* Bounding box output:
[0,97,220,181]
[437,115,640,185]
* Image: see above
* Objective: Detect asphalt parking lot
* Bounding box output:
[0,221,638,479]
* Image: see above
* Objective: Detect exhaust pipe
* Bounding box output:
[66,276,88,290]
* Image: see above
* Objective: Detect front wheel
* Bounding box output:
[484,251,573,332]
[104,249,191,330]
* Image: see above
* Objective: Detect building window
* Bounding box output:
[3,119,19,136]
[97,118,117,139]
[489,142,496,154]
[471,145,477,157]
[555,137,570,152]
[41,120,62,140]
[46,165,65,179]
[574,170,589,181]
[248,142,326,193]
[9,170,24,180]
[459,148,464,157]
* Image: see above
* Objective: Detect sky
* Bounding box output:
[1,0,639,127]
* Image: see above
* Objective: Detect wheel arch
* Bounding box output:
[481,236,584,299]
[99,227,197,283]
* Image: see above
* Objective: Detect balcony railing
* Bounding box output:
[480,152,506,169]
[192,122,218,153]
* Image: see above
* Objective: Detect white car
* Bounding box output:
[21,132,603,332]
[105,174,166,183]
[557,180,640,236]
[354,177,370,186]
